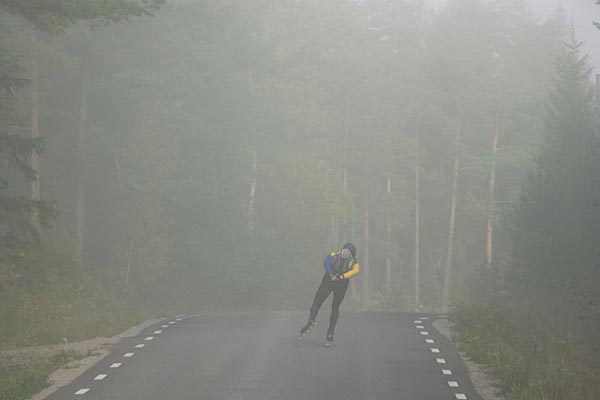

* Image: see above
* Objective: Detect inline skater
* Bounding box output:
[299,242,360,346]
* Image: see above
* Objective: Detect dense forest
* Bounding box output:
[3,0,600,398]
[2,1,600,397]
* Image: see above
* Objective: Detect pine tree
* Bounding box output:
[509,31,599,329]
[0,47,54,255]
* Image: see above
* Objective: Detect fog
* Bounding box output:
[2,1,600,396]
[428,0,600,70]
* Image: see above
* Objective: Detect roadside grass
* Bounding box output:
[0,280,146,348]
[453,303,600,400]
[0,351,91,400]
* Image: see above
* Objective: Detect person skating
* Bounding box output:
[299,242,360,346]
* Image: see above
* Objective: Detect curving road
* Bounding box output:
[47,312,482,400]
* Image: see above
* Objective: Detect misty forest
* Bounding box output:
[1,0,600,399]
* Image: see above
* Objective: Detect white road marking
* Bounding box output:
[94,374,107,381]
[431,348,441,353]
[123,352,134,358]
[161,325,169,328]
[176,318,182,321]
[414,320,422,324]
[135,344,145,348]
[153,330,162,334]
[425,339,435,344]
[110,363,122,368]
[420,317,429,320]
[455,394,467,399]
[420,331,429,335]
[449,381,459,387]
[416,325,425,329]
[145,336,154,341]
[169,321,176,324]
[75,388,90,395]
[436,358,447,364]
[442,369,453,375]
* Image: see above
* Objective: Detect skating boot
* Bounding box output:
[299,319,316,339]
[325,329,334,347]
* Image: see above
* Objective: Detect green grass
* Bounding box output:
[0,351,90,400]
[452,303,600,400]
[0,279,148,347]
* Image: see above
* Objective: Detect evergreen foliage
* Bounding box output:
[0,42,53,255]
[509,32,600,334]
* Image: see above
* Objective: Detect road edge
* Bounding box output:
[14,319,162,400]
[432,318,505,400]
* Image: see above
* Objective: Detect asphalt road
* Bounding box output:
[47,312,483,400]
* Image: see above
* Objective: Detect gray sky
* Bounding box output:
[427,0,600,72]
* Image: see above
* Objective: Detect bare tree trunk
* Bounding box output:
[75,60,89,258]
[486,122,499,269]
[414,109,422,307]
[441,111,461,311]
[30,29,40,230]
[386,176,392,295]
[596,75,600,136]
[362,196,370,308]
[126,237,133,286]
[248,147,257,238]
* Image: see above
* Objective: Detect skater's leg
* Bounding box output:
[309,275,333,321]
[328,280,349,332]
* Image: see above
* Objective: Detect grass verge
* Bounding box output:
[0,351,92,400]
[452,303,600,400]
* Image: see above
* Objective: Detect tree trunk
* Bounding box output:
[75,60,89,258]
[596,75,600,136]
[248,146,257,238]
[362,196,370,308]
[30,29,40,230]
[414,109,422,307]
[486,122,499,269]
[386,176,392,295]
[126,237,133,286]
[441,111,461,311]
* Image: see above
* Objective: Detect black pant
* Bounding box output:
[309,273,349,332]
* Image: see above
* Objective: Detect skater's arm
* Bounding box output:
[324,253,336,275]
[341,261,360,279]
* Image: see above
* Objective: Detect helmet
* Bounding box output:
[342,242,357,257]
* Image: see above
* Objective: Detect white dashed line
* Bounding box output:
[431,348,441,353]
[416,325,425,329]
[436,358,447,364]
[455,394,467,399]
[75,388,90,395]
[94,374,107,381]
[123,352,134,358]
[145,336,154,341]
[449,381,459,387]
[442,369,453,375]
[110,363,122,368]
[135,344,145,348]
[169,321,176,325]
[425,339,435,344]
[161,325,169,328]
[414,320,422,324]
[176,318,182,321]
[420,317,429,320]
[420,331,429,335]
[153,330,162,334]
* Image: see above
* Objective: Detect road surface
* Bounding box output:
[47,312,482,400]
